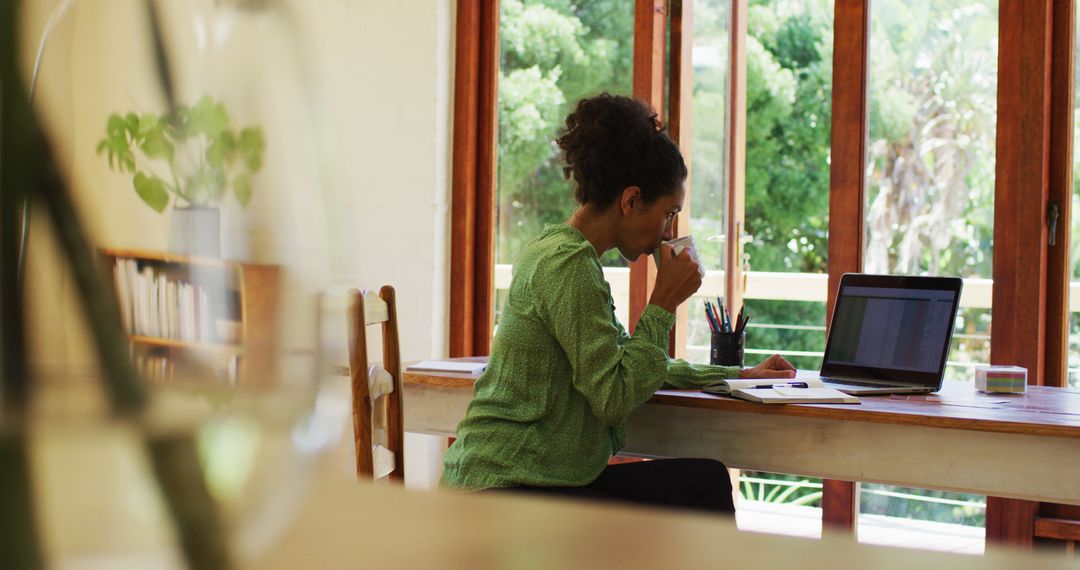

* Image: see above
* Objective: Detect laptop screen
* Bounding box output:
[820,275,962,386]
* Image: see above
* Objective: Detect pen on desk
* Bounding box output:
[749,382,809,389]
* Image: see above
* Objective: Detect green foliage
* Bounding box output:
[744,299,826,371]
[739,471,823,507]
[498,67,566,189]
[501,0,586,73]
[863,1,998,277]
[861,483,986,527]
[132,171,169,213]
[495,0,634,265]
[741,472,987,527]
[97,96,265,212]
[495,0,997,372]
[743,0,833,274]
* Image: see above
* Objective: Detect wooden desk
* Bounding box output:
[403,360,1080,546]
[256,463,1077,569]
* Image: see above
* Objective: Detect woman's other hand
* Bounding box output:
[649,243,703,313]
[739,354,797,379]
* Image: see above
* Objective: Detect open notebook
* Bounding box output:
[703,379,860,404]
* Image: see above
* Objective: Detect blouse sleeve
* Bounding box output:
[608,296,741,388]
[536,246,674,426]
[665,359,741,388]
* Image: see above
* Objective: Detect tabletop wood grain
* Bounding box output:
[254,463,1077,570]
[403,358,1080,439]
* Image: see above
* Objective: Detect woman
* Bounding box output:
[441,94,796,514]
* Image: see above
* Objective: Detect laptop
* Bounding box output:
[814,274,963,395]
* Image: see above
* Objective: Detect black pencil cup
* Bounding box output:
[710,331,745,367]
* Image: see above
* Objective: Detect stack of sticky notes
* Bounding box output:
[974,365,1027,393]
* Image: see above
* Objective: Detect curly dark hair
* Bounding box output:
[556,93,687,209]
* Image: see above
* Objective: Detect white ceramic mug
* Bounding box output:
[654,235,706,278]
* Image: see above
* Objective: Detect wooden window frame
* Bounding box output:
[449,0,499,357]
[1044,0,1077,389]
[451,1,1080,379]
[668,0,694,357]
[630,0,749,352]
[725,0,748,324]
[450,0,1078,547]
[628,0,668,335]
[821,0,871,535]
[991,0,1055,386]
[987,0,1075,549]
[454,0,747,350]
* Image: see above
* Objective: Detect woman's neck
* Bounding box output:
[567,205,618,256]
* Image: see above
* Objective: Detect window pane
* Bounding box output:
[863,0,997,380]
[858,483,985,554]
[1068,2,1080,388]
[493,1,634,331]
[724,0,834,541]
[686,0,732,363]
[691,0,835,365]
[735,470,824,539]
[859,0,997,550]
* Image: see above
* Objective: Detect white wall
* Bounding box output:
[22,0,454,488]
[298,0,454,365]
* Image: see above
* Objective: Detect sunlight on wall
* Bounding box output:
[21,0,454,488]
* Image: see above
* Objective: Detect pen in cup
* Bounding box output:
[734,308,751,336]
[704,301,720,334]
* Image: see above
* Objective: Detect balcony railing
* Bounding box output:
[495,266,998,314]
[497,266,1080,383]
[739,476,986,511]
[495,266,998,371]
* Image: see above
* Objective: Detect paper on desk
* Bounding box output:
[406,360,487,374]
[774,387,847,398]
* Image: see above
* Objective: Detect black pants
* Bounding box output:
[487,458,735,516]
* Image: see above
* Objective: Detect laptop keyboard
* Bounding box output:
[820,377,896,388]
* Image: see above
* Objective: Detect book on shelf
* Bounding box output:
[702,378,860,404]
[132,352,241,385]
[134,353,172,383]
[109,257,222,344]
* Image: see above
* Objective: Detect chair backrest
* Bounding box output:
[346,286,404,482]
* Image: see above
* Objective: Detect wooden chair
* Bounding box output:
[346,286,404,482]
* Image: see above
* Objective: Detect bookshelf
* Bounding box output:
[100,248,280,385]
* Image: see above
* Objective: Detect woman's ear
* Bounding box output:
[620,186,642,216]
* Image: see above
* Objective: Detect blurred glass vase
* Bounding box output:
[14,0,341,567]
[169,206,221,257]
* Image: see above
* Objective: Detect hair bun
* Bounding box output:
[556,93,685,209]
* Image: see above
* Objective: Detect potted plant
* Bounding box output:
[97,95,265,257]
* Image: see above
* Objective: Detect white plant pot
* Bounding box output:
[169,207,221,258]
